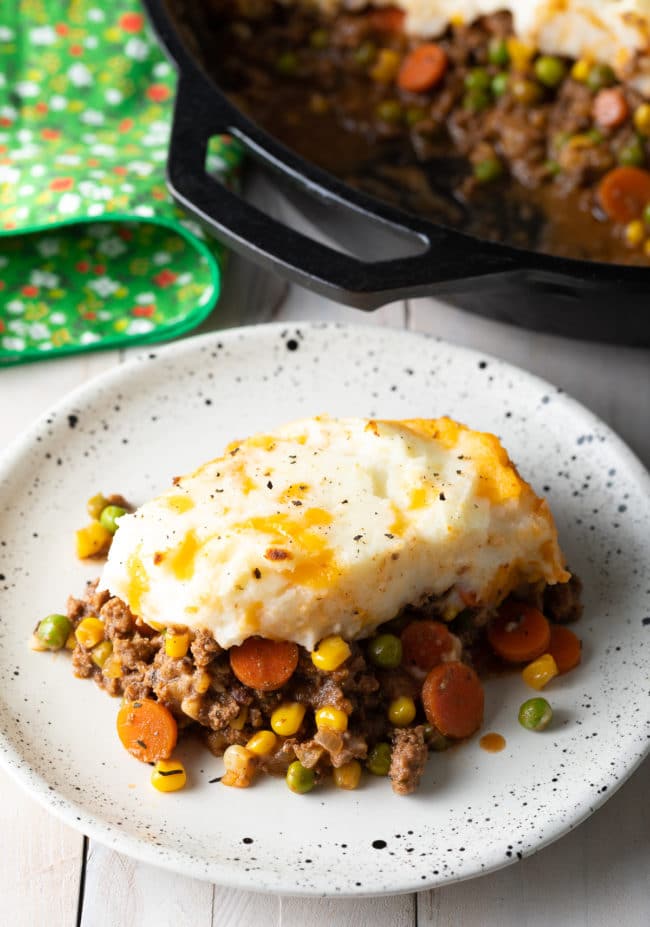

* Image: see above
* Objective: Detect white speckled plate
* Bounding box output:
[0,322,649,897]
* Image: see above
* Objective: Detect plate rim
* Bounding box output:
[1,320,649,897]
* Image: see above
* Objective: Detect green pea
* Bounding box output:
[642,202,650,226]
[534,55,567,88]
[405,106,428,127]
[587,128,604,144]
[487,38,510,68]
[586,63,616,92]
[463,88,491,113]
[423,725,450,751]
[367,633,402,669]
[473,157,503,183]
[511,78,543,105]
[618,138,645,167]
[309,28,329,49]
[491,72,509,98]
[354,40,376,66]
[464,68,491,92]
[518,697,553,731]
[544,159,561,177]
[99,504,127,534]
[276,51,299,76]
[37,613,72,651]
[376,99,402,123]
[366,742,392,776]
[286,760,315,794]
[91,639,113,669]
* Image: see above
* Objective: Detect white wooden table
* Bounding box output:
[2,260,649,926]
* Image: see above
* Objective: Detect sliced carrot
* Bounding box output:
[368,7,405,34]
[548,624,582,674]
[397,43,448,93]
[229,636,299,691]
[401,620,455,672]
[487,600,551,664]
[421,661,484,739]
[593,88,629,129]
[116,699,177,763]
[598,166,650,223]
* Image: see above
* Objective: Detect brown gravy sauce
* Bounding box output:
[479,732,506,753]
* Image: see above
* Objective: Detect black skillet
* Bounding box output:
[143,0,650,345]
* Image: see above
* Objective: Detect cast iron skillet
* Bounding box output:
[144,0,650,345]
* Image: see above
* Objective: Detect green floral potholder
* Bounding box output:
[0,2,241,365]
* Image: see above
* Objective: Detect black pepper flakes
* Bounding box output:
[439,492,446,501]
[253,568,261,579]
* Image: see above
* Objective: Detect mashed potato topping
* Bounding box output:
[100,416,569,650]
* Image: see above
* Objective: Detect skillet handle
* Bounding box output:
[167,77,518,309]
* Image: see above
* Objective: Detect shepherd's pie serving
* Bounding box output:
[33,416,582,795]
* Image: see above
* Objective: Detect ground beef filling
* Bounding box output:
[65,576,582,795]
[173,0,650,264]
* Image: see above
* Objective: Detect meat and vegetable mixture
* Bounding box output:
[33,492,583,796]
[176,0,650,263]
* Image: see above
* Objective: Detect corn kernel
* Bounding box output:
[449,13,465,26]
[230,706,249,730]
[151,759,187,793]
[568,133,597,151]
[65,631,76,651]
[311,635,351,671]
[315,706,348,733]
[333,759,362,790]
[634,103,650,136]
[271,701,306,736]
[91,639,113,668]
[147,620,166,632]
[625,220,645,247]
[506,37,534,72]
[370,48,400,83]
[522,653,559,690]
[246,730,278,756]
[75,522,112,559]
[193,670,211,695]
[75,616,105,649]
[86,493,108,520]
[388,695,417,727]
[571,58,591,82]
[222,744,256,788]
[643,239,650,258]
[181,695,202,720]
[164,629,190,659]
[103,654,123,679]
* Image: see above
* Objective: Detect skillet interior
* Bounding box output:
[164,0,650,267]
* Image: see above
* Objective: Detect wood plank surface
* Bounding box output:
[1,774,85,927]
